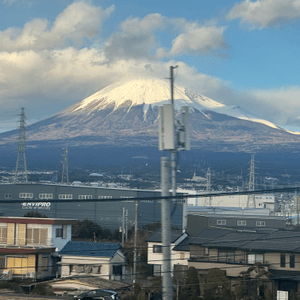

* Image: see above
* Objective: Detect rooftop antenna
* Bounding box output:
[61,146,69,184]
[14,108,28,183]
[247,154,255,208]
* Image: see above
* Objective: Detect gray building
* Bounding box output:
[0,183,184,230]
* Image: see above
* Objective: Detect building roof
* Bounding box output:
[181,227,300,253]
[59,241,121,258]
[147,229,185,244]
[0,216,77,225]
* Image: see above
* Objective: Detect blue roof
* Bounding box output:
[59,241,121,257]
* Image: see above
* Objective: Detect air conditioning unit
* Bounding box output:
[26,272,35,278]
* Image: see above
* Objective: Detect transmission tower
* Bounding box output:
[61,147,69,184]
[247,154,255,208]
[204,167,212,206]
[14,108,28,183]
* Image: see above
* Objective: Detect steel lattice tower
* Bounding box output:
[14,108,28,183]
[247,154,256,208]
[204,167,212,206]
[61,147,69,184]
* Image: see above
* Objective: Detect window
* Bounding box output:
[98,195,113,199]
[256,221,265,227]
[58,194,72,199]
[248,254,264,264]
[19,193,33,199]
[280,254,286,268]
[26,228,48,245]
[217,220,226,225]
[42,257,49,271]
[237,220,247,226]
[39,193,53,199]
[218,251,235,263]
[153,245,162,253]
[63,225,67,239]
[153,264,161,276]
[0,225,7,243]
[205,247,209,255]
[56,228,62,238]
[4,193,11,199]
[290,254,295,268]
[76,265,85,273]
[78,195,92,200]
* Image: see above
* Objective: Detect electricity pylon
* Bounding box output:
[247,154,256,208]
[61,146,69,184]
[14,108,28,183]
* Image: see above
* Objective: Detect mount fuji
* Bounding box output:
[1,77,300,153]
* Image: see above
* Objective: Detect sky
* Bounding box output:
[1,0,300,132]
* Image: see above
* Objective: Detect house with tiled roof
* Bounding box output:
[183,228,300,295]
[59,241,126,280]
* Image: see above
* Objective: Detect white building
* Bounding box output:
[147,230,189,276]
[186,191,275,210]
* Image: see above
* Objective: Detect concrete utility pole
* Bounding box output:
[170,66,178,198]
[158,66,190,300]
[161,156,172,300]
[122,207,125,247]
[133,200,138,283]
[14,108,28,183]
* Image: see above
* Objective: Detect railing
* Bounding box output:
[0,237,54,248]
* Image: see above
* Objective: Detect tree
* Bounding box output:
[236,263,271,300]
[203,268,232,300]
[23,211,47,218]
[72,219,114,241]
[179,267,200,300]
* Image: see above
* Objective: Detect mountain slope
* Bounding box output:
[1,77,300,152]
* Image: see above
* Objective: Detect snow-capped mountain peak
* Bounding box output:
[65,77,224,115]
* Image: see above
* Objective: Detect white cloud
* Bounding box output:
[103,13,167,61]
[227,0,300,28]
[158,23,227,57]
[0,1,114,51]
[252,87,300,126]
[104,14,227,61]
[2,1,297,132]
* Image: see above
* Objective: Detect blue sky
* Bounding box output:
[1,0,300,132]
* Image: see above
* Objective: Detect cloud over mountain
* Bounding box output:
[0,0,299,134]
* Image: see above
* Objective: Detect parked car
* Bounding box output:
[74,289,120,300]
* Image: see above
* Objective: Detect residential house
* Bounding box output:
[185,228,300,295]
[147,229,188,276]
[0,216,75,280]
[59,241,126,280]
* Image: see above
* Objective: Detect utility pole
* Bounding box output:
[158,66,190,300]
[122,207,125,247]
[170,66,178,198]
[247,154,256,208]
[14,108,28,183]
[161,156,172,300]
[61,146,69,184]
[125,209,128,243]
[133,200,138,283]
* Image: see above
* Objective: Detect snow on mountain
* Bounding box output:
[62,77,287,133]
[64,77,223,116]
